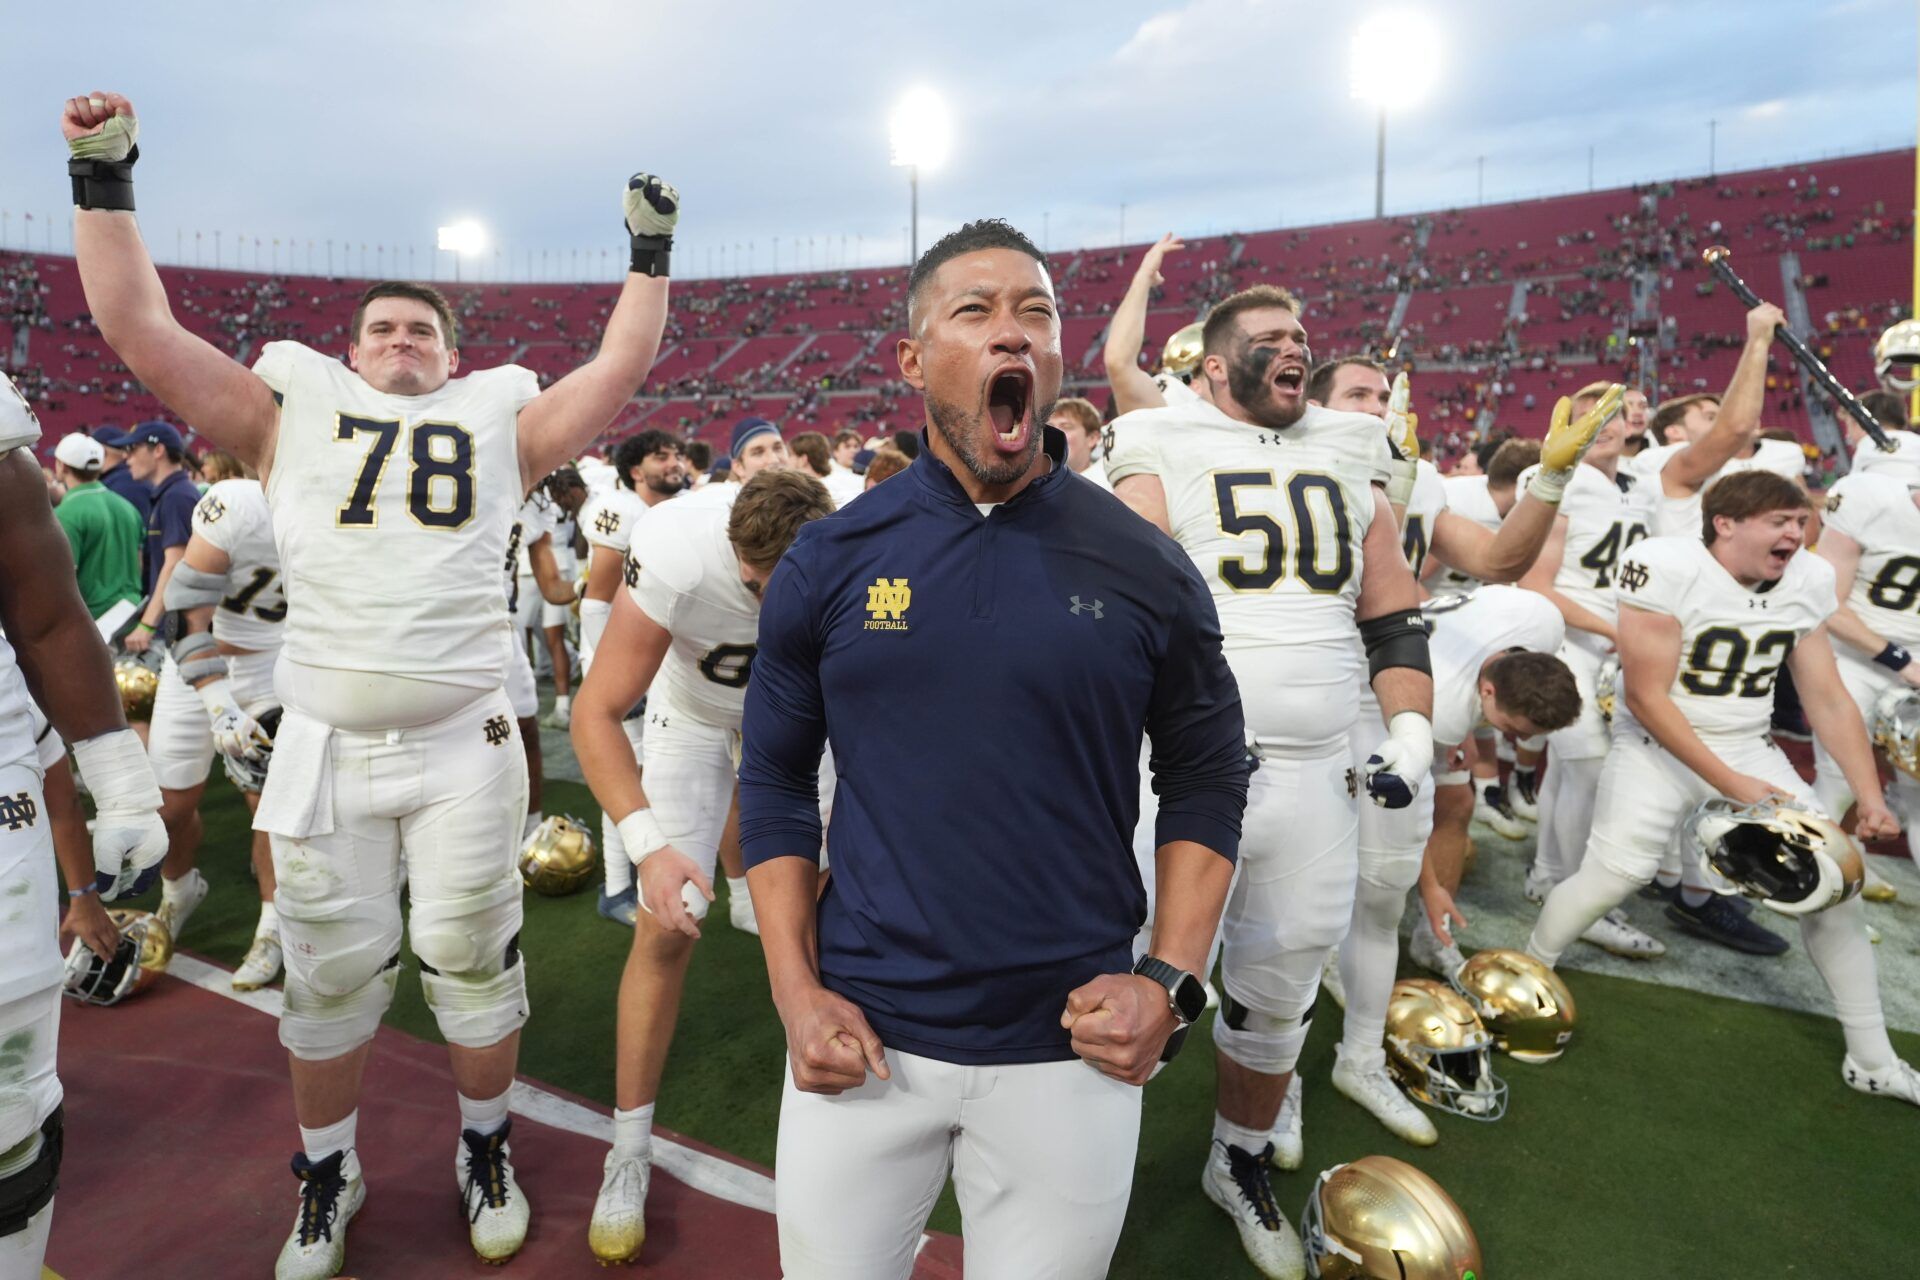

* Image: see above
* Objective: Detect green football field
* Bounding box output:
[149,776,1917,1279]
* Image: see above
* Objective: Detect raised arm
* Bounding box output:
[517,176,679,487]
[65,93,279,468]
[1103,235,1183,416]
[1664,303,1781,494]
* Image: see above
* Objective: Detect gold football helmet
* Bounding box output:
[518,814,597,896]
[62,909,172,1006]
[1384,980,1507,1121]
[1871,686,1920,779]
[1682,797,1864,915]
[1452,948,1577,1063]
[1300,1155,1484,1280]
[1874,319,1920,392]
[1158,322,1205,379]
[1593,655,1620,725]
[113,657,159,722]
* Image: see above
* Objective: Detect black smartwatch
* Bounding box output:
[1133,956,1207,1063]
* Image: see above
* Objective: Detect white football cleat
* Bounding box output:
[1203,1140,1304,1280]
[459,1122,530,1265]
[1473,790,1528,840]
[155,868,209,946]
[275,1149,365,1280]
[1506,777,1540,823]
[541,704,571,730]
[1407,916,1465,981]
[1843,1055,1920,1107]
[588,1150,650,1265]
[1523,865,1558,905]
[729,886,760,937]
[233,930,285,991]
[1267,1073,1303,1171]
[1579,909,1666,959]
[1331,1045,1438,1147]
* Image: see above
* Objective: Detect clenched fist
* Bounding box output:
[62,91,138,161]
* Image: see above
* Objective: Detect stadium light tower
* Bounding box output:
[436,220,487,282]
[889,87,951,264]
[1350,12,1442,219]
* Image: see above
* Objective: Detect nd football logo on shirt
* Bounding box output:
[865,577,911,631]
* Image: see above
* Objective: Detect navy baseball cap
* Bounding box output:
[90,425,128,447]
[729,417,780,458]
[106,421,184,452]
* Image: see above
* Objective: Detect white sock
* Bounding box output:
[1472,776,1496,802]
[612,1103,655,1161]
[1337,879,1405,1069]
[300,1111,358,1163]
[161,872,191,902]
[726,875,749,902]
[1212,1112,1273,1155]
[255,901,279,937]
[1801,902,1897,1070]
[1530,861,1641,968]
[458,1089,512,1138]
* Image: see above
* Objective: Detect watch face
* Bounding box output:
[1172,974,1208,1024]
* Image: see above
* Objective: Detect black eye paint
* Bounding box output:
[1227,343,1280,410]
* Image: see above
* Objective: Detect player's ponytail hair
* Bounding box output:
[1701,470,1810,545]
[1483,652,1581,735]
[728,470,835,571]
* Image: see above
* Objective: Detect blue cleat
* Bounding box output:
[597,886,638,927]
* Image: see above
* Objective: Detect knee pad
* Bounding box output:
[1212,988,1317,1075]
[409,879,523,976]
[419,935,529,1049]
[0,1107,60,1240]
[279,954,400,1060]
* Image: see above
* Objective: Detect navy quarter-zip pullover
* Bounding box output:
[740,427,1248,1065]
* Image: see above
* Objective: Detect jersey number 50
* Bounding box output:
[336,415,476,529]
[1213,471,1354,593]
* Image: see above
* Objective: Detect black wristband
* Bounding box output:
[68,146,139,212]
[1874,642,1913,672]
[629,235,672,278]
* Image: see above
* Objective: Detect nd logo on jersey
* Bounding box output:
[865,577,911,631]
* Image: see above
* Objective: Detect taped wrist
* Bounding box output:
[580,597,612,652]
[71,728,162,816]
[618,809,668,864]
[1526,466,1574,504]
[68,146,138,212]
[1385,457,1417,508]
[1359,610,1432,681]
[171,631,228,688]
[1874,642,1913,673]
[629,235,672,278]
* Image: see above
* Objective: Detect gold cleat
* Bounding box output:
[588,1151,649,1266]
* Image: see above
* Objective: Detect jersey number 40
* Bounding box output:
[1212,471,1354,593]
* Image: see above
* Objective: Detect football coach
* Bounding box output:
[739,219,1249,1280]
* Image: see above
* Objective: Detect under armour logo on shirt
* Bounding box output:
[1069,595,1104,619]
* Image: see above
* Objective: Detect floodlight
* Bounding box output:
[889,88,951,171]
[1350,11,1443,112]
[437,221,487,256]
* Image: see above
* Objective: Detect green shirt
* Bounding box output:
[54,481,146,618]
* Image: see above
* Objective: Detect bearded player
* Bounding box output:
[1811,465,1920,858]
[1526,471,1918,1105]
[1107,285,1434,1279]
[64,91,678,1276]
[0,371,169,1278]
[148,471,287,988]
[571,470,832,1264]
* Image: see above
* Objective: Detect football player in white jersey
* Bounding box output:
[1330,587,1578,1147]
[571,470,833,1264]
[1517,381,1667,959]
[65,90,678,1276]
[504,484,582,847]
[521,466,587,730]
[1107,284,1434,1278]
[0,371,168,1277]
[1812,469,1920,859]
[1525,471,1919,1104]
[147,475,287,987]
[1630,304,1786,539]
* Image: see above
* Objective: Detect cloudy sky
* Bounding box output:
[2,0,1911,281]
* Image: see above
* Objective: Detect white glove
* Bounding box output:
[195,676,271,762]
[1381,372,1419,508]
[1362,712,1435,810]
[70,729,167,900]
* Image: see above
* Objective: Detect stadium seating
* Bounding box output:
[5,149,1909,475]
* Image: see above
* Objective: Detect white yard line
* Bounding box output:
[165,953,775,1214]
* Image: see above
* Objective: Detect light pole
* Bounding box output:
[1351,11,1442,220]
[889,87,950,264]
[436,221,485,283]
